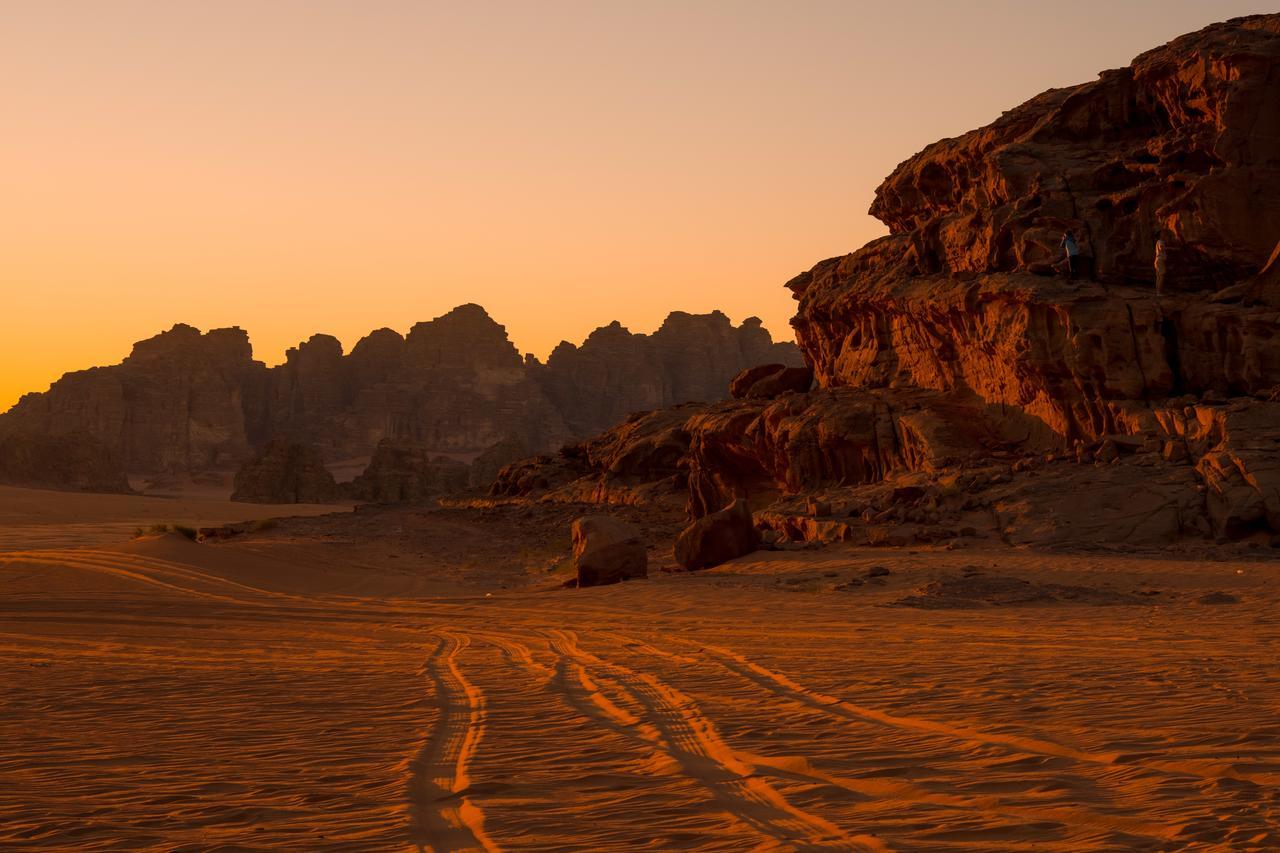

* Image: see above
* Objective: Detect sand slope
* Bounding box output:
[2,494,1279,850]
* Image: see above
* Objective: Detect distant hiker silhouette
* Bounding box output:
[1060,230,1082,280]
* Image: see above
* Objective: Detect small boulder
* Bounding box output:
[674,499,760,570]
[571,516,648,587]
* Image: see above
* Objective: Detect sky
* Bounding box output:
[1,0,1271,410]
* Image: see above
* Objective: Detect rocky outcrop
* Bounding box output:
[1155,399,1280,539]
[0,307,795,478]
[469,435,529,489]
[0,431,131,493]
[570,516,648,587]
[347,438,470,504]
[492,16,1280,551]
[674,499,759,570]
[790,15,1280,445]
[730,364,813,399]
[491,404,705,508]
[230,438,341,504]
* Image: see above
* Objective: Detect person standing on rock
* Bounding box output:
[1060,230,1082,280]
[1154,234,1168,298]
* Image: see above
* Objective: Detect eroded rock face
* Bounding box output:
[571,515,648,587]
[231,438,341,504]
[1156,400,1280,539]
[674,499,759,570]
[0,431,131,493]
[1,324,270,473]
[790,15,1280,444]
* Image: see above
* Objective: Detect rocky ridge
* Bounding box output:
[0,307,801,488]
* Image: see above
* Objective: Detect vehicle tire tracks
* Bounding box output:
[407,631,497,853]
[544,628,879,852]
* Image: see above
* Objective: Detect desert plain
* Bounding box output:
[2,484,1278,851]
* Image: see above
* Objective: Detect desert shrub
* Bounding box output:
[171,525,198,541]
[252,517,279,532]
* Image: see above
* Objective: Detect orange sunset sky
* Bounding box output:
[2,0,1269,411]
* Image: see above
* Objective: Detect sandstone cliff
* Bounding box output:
[0,325,271,473]
[0,431,131,494]
[791,14,1280,443]
[494,15,1280,549]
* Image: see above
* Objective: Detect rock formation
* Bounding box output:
[347,438,471,504]
[0,431,131,493]
[0,325,270,474]
[0,306,799,484]
[729,364,814,399]
[673,499,759,570]
[538,312,802,436]
[231,438,341,504]
[790,14,1280,444]
[493,15,1280,550]
[570,516,648,587]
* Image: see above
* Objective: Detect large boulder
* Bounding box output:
[571,516,648,587]
[231,438,341,504]
[730,364,814,399]
[0,430,131,493]
[674,498,760,570]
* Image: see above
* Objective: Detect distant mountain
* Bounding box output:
[0,305,801,476]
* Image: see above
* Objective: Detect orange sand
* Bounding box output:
[2,488,1278,850]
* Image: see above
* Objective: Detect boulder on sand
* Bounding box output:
[674,498,760,570]
[571,516,648,587]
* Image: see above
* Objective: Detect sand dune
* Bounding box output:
[2,491,1279,850]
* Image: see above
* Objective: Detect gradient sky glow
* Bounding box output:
[2,0,1271,410]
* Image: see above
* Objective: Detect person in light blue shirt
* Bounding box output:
[1060,230,1081,280]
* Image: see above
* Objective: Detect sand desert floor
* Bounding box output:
[2,488,1279,851]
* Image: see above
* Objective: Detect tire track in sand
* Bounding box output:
[545,629,882,852]
[690,640,1274,787]
[408,631,497,853]
[613,632,1183,842]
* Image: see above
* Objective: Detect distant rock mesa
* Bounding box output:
[0,307,801,490]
